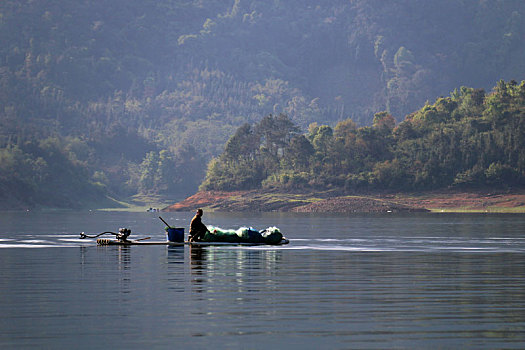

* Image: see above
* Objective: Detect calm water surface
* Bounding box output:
[0,211,525,349]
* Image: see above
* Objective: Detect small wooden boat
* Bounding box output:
[96,238,290,246]
[85,219,289,247]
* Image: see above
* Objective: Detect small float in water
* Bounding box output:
[79,217,289,246]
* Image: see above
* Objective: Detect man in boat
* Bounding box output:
[189,208,209,242]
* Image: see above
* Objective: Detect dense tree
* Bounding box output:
[284,135,314,172]
[0,138,108,208]
[2,1,525,208]
[202,81,525,192]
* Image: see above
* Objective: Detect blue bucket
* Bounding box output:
[167,227,184,242]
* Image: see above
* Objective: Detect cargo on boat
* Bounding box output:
[80,223,289,246]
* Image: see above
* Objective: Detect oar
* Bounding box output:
[135,237,151,241]
[159,216,172,228]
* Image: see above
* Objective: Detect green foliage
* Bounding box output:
[204,81,525,192]
[0,138,107,209]
[394,47,415,70]
[373,111,396,133]
[201,114,298,190]
[3,1,525,207]
[131,146,206,197]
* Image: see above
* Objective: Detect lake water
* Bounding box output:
[1,211,525,349]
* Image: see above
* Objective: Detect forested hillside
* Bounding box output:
[1,1,525,208]
[202,80,525,192]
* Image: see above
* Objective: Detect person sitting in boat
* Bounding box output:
[189,208,209,242]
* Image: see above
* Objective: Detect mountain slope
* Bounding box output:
[1,0,525,208]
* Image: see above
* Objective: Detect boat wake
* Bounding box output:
[0,234,107,248]
[244,237,525,253]
[1,234,525,253]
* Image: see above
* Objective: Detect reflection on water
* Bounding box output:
[117,246,131,268]
[1,211,525,348]
[189,245,206,293]
[189,245,206,270]
[166,245,185,263]
[186,246,283,298]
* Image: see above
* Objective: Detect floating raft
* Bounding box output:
[96,238,290,246]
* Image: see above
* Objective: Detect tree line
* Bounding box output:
[2,1,525,208]
[201,80,525,192]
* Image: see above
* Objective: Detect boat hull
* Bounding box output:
[96,238,289,246]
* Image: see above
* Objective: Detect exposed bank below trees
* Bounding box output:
[163,189,525,213]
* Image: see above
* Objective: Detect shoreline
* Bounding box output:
[4,190,524,213]
[163,189,525,214]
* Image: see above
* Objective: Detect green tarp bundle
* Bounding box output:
[202,226,283,244]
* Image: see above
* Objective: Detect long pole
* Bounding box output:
[158,216,172,228]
